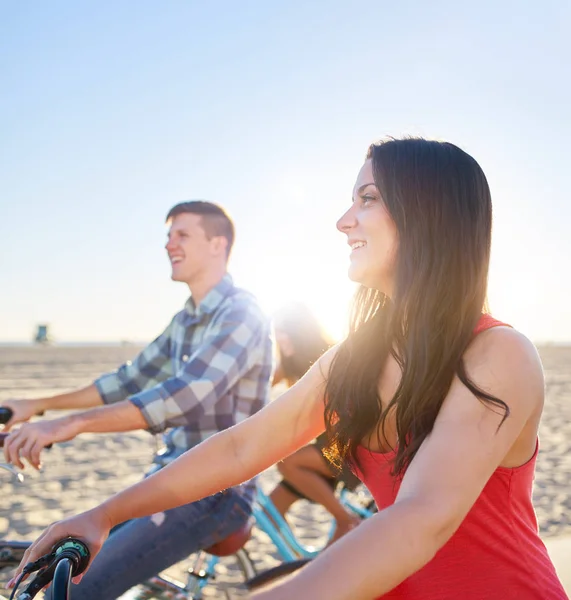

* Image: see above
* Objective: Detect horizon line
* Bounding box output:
[0,339,570,348]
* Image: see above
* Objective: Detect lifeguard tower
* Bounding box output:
[34,324,51,344]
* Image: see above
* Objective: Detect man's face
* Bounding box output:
[165,213,218,285]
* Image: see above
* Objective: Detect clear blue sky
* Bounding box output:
[1,1,569,343]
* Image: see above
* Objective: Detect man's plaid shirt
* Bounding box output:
[94,274,274,491]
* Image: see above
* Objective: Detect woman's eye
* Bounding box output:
[362,195,376,205]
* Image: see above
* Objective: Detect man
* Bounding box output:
[2,201,274,600]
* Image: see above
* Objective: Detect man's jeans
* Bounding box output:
[45,489,252,600]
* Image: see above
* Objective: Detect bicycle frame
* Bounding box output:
[144,553,234,599]
[240,485,378,593]
[252,489,327,560]
[339,486,377,519]
[252,485,376,561]
[130,483,376,598]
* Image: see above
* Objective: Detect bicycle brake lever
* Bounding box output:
[0,463,24,482]
[16,558,58,600]
[22,552,55,576]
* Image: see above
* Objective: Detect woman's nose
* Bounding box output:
[336,206,357,233]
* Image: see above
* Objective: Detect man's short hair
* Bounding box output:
[166,201,235,258]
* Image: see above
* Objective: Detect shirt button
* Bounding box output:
[182,355,189,362]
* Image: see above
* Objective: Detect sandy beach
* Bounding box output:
[1,343,570,598]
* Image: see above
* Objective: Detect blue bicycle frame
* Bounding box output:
[251,486,376,561]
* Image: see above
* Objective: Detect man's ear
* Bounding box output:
[210,236,228,258]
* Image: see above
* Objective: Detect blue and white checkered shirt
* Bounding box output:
[94,274,274,493]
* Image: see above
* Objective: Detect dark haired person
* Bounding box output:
[3,201,273,600]
[269,303,360,541]
[13,141,567,599]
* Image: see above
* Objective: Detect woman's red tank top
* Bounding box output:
[354,315,567,599]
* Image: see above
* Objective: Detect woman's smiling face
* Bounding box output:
[336,159,398,295]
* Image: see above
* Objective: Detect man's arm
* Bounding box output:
[3,401,148,469]
[5,303,267,469]
[0,319,174,432]
[126,301,270,434]
[93,321,174,406]
[0,385,104,431]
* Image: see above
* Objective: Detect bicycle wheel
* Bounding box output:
[244,559,311,592]
[120,548,257,600]
[196,549,256,599]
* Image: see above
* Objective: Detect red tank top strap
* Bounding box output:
[474,313,511,336]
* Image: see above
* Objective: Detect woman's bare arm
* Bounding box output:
[251,327,544,599]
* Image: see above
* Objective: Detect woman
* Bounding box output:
[11,138,566,599]
[268,302,361,541]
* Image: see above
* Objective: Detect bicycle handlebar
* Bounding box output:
[0,406,13,425]
[15,538,90,600]
[0,407,52,450]
[50,558,74,600]
[0,431,52,451]
[0,408,12,450]
[0,407,46,426]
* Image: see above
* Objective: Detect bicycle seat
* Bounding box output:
[204,521,252,556]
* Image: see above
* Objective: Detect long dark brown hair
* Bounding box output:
[323,138,509,478]
[274,303,332,384]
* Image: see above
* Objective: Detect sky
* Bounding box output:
[1,1,570,344]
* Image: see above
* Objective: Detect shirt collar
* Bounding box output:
[184,273,234,318]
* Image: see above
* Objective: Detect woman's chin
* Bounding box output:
[347,264,368,286]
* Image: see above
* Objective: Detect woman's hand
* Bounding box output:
[8,506,112,588]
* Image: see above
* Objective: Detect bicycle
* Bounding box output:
[119,476,376,598]
[1,407,376,599]
[239,482,376,593]
[251,483,375,563]
[0,408,255,600]
[6,537,90,600]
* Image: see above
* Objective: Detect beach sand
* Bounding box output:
[1,344,570,598]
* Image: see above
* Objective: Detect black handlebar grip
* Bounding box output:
[0,407,13,425]
[0,405,53,449]
[52,538,91,576]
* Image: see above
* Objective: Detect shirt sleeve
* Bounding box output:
[129,301,267,433]
[94,320,174,405]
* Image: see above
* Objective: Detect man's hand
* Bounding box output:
[0,398,44,431]
[3,418,79,470]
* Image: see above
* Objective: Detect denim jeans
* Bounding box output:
[45,488,253,600]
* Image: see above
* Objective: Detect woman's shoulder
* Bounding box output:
[313,343,342,377]
[465,320,544,414]
[470,318,540,369]
[472,317,534,356]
